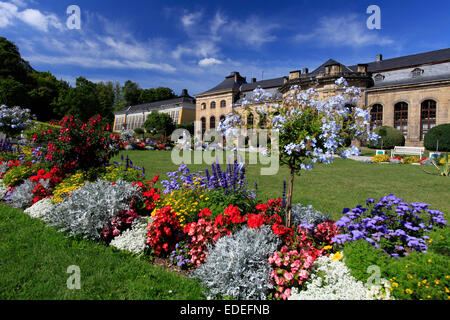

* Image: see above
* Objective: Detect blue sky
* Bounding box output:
[1,0,449,95]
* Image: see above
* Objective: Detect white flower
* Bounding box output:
[289,253,393,300]
[110,217,152,255]
[0,179,8,200]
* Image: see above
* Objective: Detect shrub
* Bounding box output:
[0,105,33,137]
[332,195,447,257]
[0,179,7,200]
[24,197,54,219]
[290,203,330,227]
[134,128,145,135]
[35,115,121,174]
[369,126,405,150]
[191,225,281,300]
[7,179,48,209]
[424,123,450,152]
[43,179,139,240]
[289,252,393,300]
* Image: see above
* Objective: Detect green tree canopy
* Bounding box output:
[144,111,175,137]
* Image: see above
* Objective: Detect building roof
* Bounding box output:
[308,59,355,76]
[370,73,450,89]
[115,89,195,115]
[352,48,450,72]
[198,71,247,95]
[240,77,286,91]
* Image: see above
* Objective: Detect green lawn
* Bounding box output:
[116,150,449,221]
[0,204,205,300]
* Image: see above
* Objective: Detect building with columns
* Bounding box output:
[195,48,450,147]
[113,89,196,132]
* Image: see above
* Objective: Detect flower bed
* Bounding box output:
[0,108,448,301]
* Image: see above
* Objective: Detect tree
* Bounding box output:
[138,87,177,105]
[58,77,100,122]
[219,79,379,227]
[122,80,141,107]
[0,37,33,84]
[144,111,175,138]
[96,81,116,122]
[27,71,69,121]
[0,78,29,107]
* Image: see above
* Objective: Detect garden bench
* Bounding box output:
[391,146,425,159]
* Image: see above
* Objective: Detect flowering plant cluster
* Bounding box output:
[169,241,192,269]
[332,195,447,257]
[146,206,183,257]
[34,115,121,173]
[183,208,231,266]
[268,220,338,300]
[0,105,33,137]
[161,162,255,199]
[102,208,139,243]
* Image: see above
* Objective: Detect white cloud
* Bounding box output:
[0,2,18,28]
[25,54,176,72]
[224,16,278,47]
[0,1,62,32]
[198,57,223,67]
[17,8,62,32]
[181,11,202,28]
[294,14,393,47]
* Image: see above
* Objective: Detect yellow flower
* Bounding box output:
[332,252,342,261]
[323,245,333,250]
[392,282,399,288]
[428,259,432,263]
[405,289,413,294]
[435,280,440,285]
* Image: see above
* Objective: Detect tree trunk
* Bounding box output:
[286,165,295,227]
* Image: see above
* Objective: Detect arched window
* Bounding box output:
[247,113,254,128]
[210,116,216,129]
[201,117,206,134]
[201,103,206,110]
[220,100,226,108]
[210,101,216,109]
[421,100,437,140]
[394,102,408,138]
[370,104,383,129]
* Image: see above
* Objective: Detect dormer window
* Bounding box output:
[374,74,385,82]
[411,68,424,78]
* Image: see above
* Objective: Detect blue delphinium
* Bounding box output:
[332,194,447,258]
[161,161,256,199]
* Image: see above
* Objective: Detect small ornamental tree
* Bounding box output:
[218,78,379,227]
[34,114,121,173]
[0,105,33,138]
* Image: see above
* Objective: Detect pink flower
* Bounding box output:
[284,272,294,281]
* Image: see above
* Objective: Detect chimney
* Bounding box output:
[302,68,309,74]
[357,64,368,74]
[251,78,257,83]
[289,70,301,80]
[181,89,188,97]
[376,54,383,62]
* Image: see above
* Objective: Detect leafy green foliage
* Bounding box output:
[144,111,175,137]
[424,123,450,152]
[369,126,405,150]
